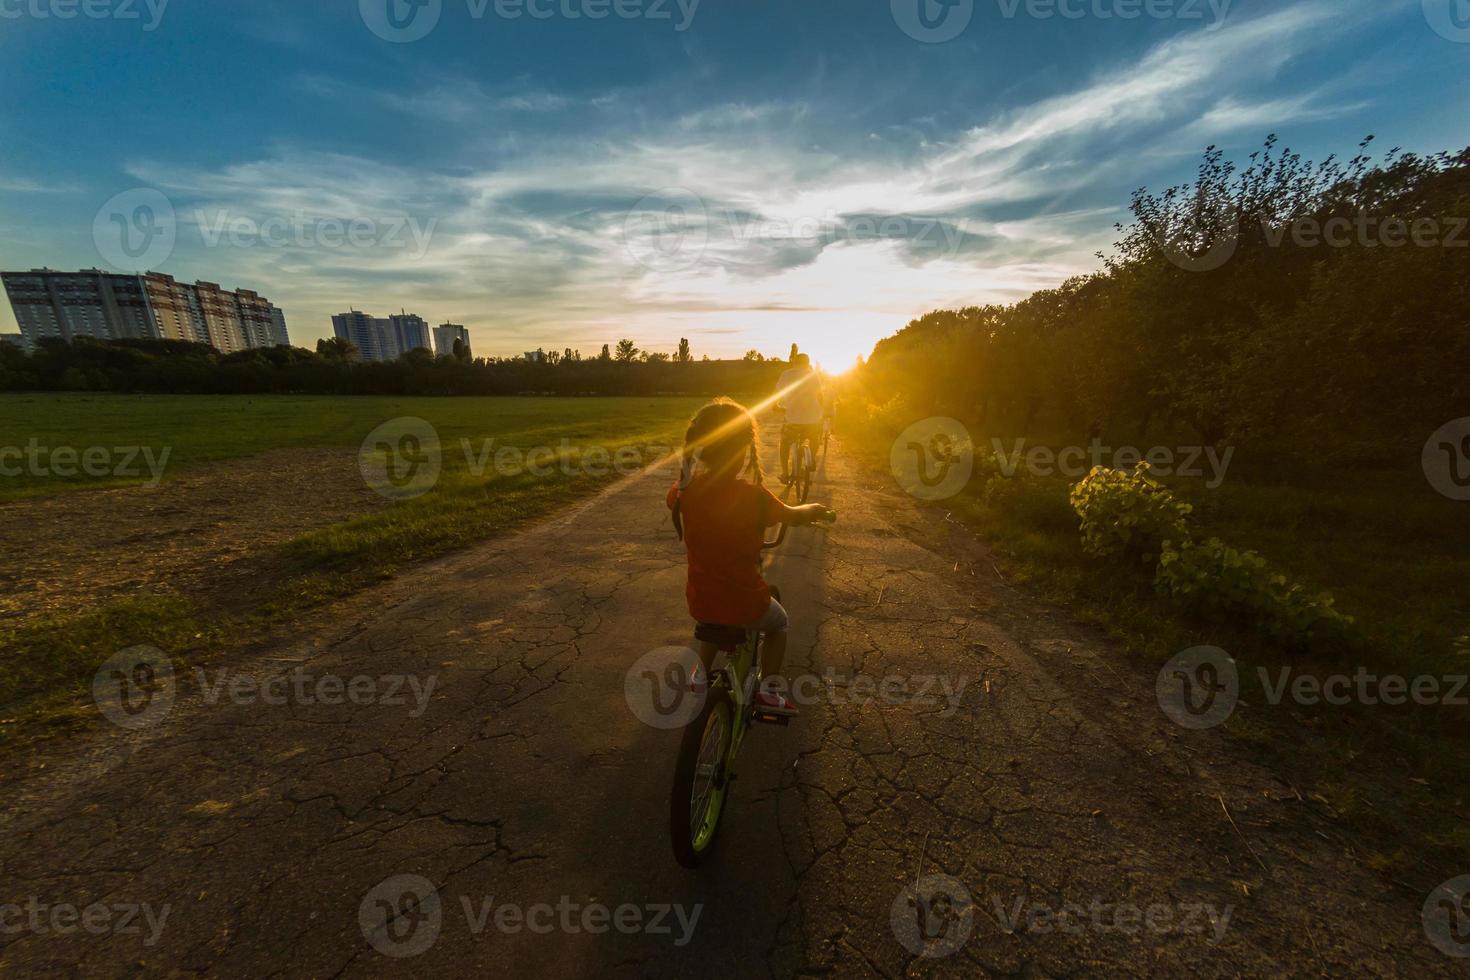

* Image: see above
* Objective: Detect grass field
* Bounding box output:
[0,393,708,739]
[842,405,1470,873]
[0,393,703,500]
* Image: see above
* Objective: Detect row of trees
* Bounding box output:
[0,335,789,397]
[855,137,1470,462]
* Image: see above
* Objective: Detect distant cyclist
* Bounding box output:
[775,352,824,486]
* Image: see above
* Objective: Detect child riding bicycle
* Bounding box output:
[666,398,834,716]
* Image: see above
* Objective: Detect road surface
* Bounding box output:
[0,426,1453,977]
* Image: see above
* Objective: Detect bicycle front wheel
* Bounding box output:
[670,686,734,868]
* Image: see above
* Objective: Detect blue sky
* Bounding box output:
[1,0,1467,367]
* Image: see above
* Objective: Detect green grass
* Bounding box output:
[846,414,1470,876]
[0,392,704,500]
[0,393,706,740]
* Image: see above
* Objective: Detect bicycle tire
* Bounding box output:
[670,685,735,868]
[796,444,813,503]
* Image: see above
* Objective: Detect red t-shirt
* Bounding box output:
[666,473,783,625]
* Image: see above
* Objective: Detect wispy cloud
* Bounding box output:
[103,1,1389,365]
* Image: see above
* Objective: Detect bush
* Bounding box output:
[1156,538,1354,649]
[1069,463,1193,562]
[1070,462,1354,650]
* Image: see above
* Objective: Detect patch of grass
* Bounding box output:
[0,595,205,744]
[0,395,704,736]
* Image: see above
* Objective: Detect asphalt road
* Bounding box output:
[0,425,1455,977]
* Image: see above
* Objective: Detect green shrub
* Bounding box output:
[1156,537,1354,649]
[1069,463,1193,562]
[1456,634,1470,658]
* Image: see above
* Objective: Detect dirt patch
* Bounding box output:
[0,448,390,629]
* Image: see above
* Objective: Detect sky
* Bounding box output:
[1,0,1467,369]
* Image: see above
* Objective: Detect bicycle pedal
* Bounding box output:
[753,711,791,726]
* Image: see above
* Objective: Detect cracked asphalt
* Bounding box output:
[0,424,1454,978]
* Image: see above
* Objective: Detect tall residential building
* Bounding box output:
[434,322,471,358]
[1,268,289,352]
[387,313,432,356]
[142,272,206,343]
[330,310,433,362]
[2,268,154,344]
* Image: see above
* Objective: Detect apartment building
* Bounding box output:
[1,268,289,353]
[331,310,434,362]
[434,322,471,358]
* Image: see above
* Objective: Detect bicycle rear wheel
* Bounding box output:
[670,686,734,868]
[796,443,814,502]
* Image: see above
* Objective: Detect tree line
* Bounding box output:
[854,137,1470,463]
[0,334,790,397]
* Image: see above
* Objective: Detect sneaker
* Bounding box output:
[754,690,799,717]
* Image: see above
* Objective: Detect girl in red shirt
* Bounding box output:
[666,398,834,714]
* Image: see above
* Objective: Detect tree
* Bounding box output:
[317,337,358,363]
[743,350,765,361]
[452,338,467,361]
[675,338,692,363]
[789,343,799,362]
[645,351,671,363]
[614,339,640,363]
[599,344,612,362]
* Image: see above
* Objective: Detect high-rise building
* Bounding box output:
[142,273,206,343]
[2,269,155,344]
[235,288,289,350]
[1,268,289,353]
[330,310,433,362]
[434,322,471,358]
[388,313,431,356]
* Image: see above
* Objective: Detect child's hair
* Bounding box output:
[679,397,763,488]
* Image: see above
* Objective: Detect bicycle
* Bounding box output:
[785,424,818,504]
[669,514,834,868]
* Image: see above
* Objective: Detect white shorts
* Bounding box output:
[746,597,788,634]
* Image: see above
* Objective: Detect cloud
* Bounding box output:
[107,1,1387,363]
